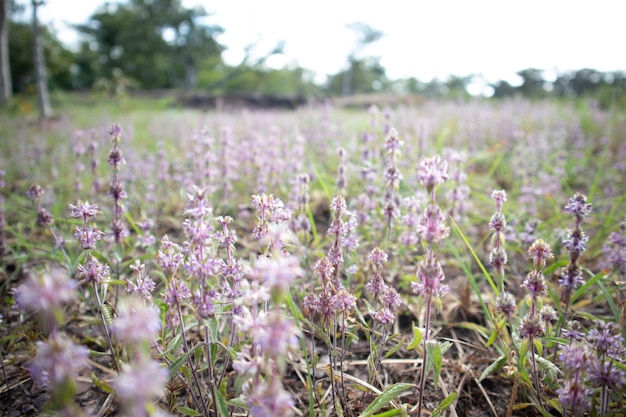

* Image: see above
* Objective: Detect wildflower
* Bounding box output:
[111,296,161,345]
[491,189,507,212]
[519,313,544,339]
[26,183,44,201]
[162,279,191,307]
[108,123,123,138]
[527,239,553,271]
[495,291,517,319]
[556,379,589,412]
[250,255,303,293]
[562,321,585,343]
[417,204,450,244]
[68,201,99,222]
[73,224,104,251]
[564,193,592,223]
[489,247,508,271]
[417,155,448,193]
[411,254,448,298]
[75,254,110,285]
[602,223,626,276]
[329,194,347,217]
[255,310,299,358]
[14,269,76,315]
[29,332,88,387]
[36,207,54,227]
[384,127,404,155]
[114,358,168,416]
[156,235,183,274]
[522,271,548,298]
[587,321,625,359]
[368,247,388,269]
[247,379,294,417]
[540,305,558,325]
[558,264,584,290]
[126,260,156,301]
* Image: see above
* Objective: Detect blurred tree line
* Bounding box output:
[1,0,625,109]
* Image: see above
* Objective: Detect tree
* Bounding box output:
[32,0,51,118]
[342,22,384,96]
[0,0,12,104]
[9,20,74,92]
[75,0,224,90]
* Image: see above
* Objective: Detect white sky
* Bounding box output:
[30,0,626,87]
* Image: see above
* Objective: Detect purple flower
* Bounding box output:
[527,239,553,271]
[416,204,450,244]
[36,207,54,227]
[114,358,167,415]
[75,254,110,285]
[184,186,213,218]
[559,343,588,373]
[564,193,592,223]
[247,379,294,417]
[587,356,626,391]
[562,321,585,343]
[162,279,191,306]
[107,147,126,167]
[564,228,589,256]
[111,296,161,344]
[522,271,548,298]
[556,379,589,412]
[73,224,104,251]
[255,310,299,358]
[68,201,99,222]
[417,155,448,192]
[495,291,516,319]
[602,226,626,275]
[14,269,77,314]
[488,212,506,232]
[519,313,544,339]
[489,247,508,271]
[29,332,88,387]
[250,255,303,292]
[108,123,123,138]
[373,308,395,325]
[26,184,44,201]
[330,194,347,217]
[540,305,558,324]
[491,189,507,212]
[587,321,625,359]
[384,127,404,154]
[126,260,156,301]
[157,235,183,274]
[411,254,448,298]
[368,247,388,269]
[558,264,584,290]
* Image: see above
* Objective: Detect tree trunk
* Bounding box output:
[32,0,52,119]
[0,0,12,105]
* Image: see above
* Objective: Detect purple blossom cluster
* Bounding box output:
[556,320,626,415]
[366,248,402,326]
[107,123,129,243]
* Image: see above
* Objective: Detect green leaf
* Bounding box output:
[479,355,507,382]
[426,341,443,389]
[485,327,498,347]
[215,389,230,417]
[571,269,606,304]
[358,383,414,417]
[176,406,202,416]
[384,338,404,358]
[407,326,423,350]
[90,373,113,394]
[431,392,458,417]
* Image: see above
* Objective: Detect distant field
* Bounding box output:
[0,95,624,417]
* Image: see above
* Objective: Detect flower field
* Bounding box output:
[0,97,625,417]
